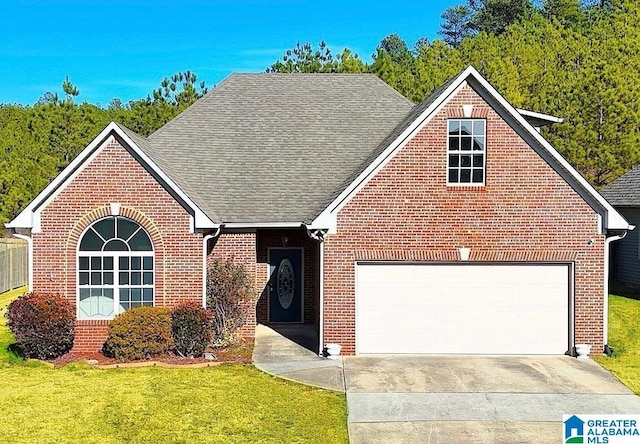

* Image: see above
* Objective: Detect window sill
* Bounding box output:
[446,184,487,190]
[75,318,112,324]
[446,185,487,193]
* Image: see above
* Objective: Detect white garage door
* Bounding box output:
[356,263,570,355]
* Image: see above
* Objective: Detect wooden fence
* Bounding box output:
[0,238,28,294]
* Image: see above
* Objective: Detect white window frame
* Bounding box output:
[76,217,154,320]
[446,119,486,186]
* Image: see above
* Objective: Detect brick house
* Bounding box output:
[6,66,630,355]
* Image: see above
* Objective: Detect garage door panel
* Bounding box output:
[356,264,569,355]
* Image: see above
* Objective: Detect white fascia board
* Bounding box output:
[310,67,473,231]
[307,212,337,233]
[223,222,303,229]
[6,122,218,231]
[516,108,564,124]
[6,123,118,230]
[310,65,630,232]
[113,124,218,230]
[468,70,631,231]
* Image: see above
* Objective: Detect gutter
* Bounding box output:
[202,227,221,307]
[603,229,631,353]
[222,222,303,229]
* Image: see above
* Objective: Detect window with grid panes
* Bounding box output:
[447,119,486,185]
[77,216,154,319]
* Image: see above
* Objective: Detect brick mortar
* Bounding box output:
[323,84,605,355]
[32,139,203,352]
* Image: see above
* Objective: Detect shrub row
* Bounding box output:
[7,296,220,361]
[6,260,254,361]
[102,302,213,360]
[104,259,253,360]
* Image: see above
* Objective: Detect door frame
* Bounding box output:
[354,260,575,355]
[267,247,305,324]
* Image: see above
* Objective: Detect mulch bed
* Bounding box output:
[50,338,254,368]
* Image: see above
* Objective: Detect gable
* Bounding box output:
[339,82,600,242]
[6,123,217,232]
[39,138,192,232]
[310,66,630,233]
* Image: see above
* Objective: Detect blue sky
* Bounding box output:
[0,0,459,106]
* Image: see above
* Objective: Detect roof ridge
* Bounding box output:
[148,72,237,141]
[145,71,413,223]
[230,72,378,76]
[368,74,416,106]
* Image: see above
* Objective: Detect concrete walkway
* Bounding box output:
[252,324,345,391]
[252,325,640,443]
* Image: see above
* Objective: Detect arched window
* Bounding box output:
[77,216,154,319]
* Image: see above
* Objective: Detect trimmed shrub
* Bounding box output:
[6,292,75,359]
[171,302,212,357]
[102,307,173,361]
[206,259,254,347]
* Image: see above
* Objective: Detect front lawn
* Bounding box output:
[594,294,640,394]
[0,292,348,443]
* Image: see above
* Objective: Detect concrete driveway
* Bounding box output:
[345,355,640,443]
[252,326,640,443]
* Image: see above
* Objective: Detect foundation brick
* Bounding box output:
[323,83,605,355]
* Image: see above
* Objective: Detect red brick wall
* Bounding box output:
[207,231,257,337]
[323,82,605,355]
[206,229,320,337]
[32,136,203,352]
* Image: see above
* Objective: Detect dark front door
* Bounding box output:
[269,248,303,323]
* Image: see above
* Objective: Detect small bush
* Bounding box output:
[206,260,254,347]
[171,302,212,357]
[102,307,173,361]
[6,292,75,360]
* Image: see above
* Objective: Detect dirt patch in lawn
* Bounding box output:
[51,337,254,368]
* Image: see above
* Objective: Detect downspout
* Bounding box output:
[202,227,221,308]
[306,227,327,357]
[603,230,629,354]
[11,231,32,291]
[318,239,325,357]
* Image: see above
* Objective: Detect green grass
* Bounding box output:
[0,291,348,443]
[594,295,640,394]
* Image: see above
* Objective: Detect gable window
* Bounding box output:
[77,216,154,320]
[447,119,486,185]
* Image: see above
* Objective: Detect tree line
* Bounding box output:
[1,0,637,225]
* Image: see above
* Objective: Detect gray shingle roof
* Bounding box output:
[324,74,460,211]
[145,73,414,223]
[600,165,640,207]
[114,122,222,221]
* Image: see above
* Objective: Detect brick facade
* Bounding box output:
[27,80,609,357]
[207,231,258,337]
[206,229,320,331]
[322,82,605,355]
[32,137,203,352]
